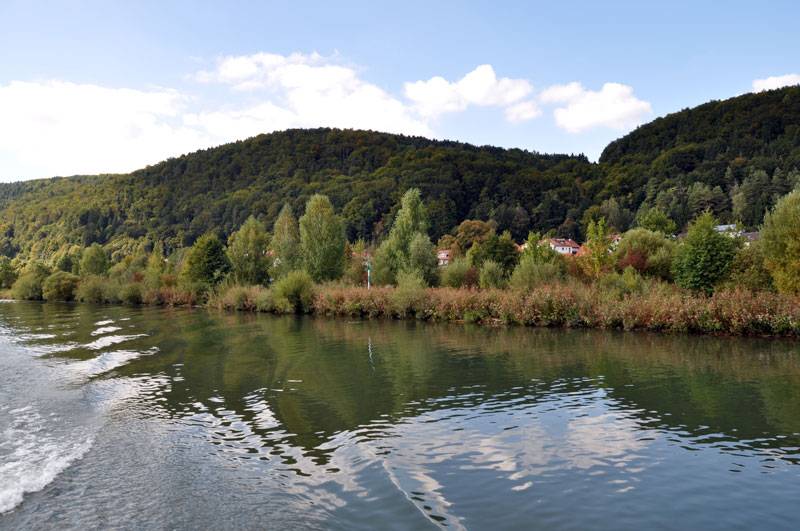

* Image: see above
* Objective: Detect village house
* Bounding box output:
[437,249,451,266]
[545,238,580,255]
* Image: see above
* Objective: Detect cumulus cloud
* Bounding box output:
[752,73,800,92]
[0,81,213,179]
[540,82,651,133]
[1,54,555,180]
[404,65,533,119]
[505,101,541,123]
[194,52,433,137]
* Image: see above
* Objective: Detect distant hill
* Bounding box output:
[1,86,799,261]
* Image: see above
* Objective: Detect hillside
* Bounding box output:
[0,86,799,262]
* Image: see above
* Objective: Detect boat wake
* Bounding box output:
[0,404,95,514]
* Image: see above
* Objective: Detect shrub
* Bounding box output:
[479,260,505,289]
[440,257,471,288]
[102,280,123,303]
[255,289,276,312]
[599,266,649,300]
[509,259,563,292]
[272,270,315,313]
[107,261,132,282]
[118,282,143,305]
[615,227,676,280]
[13,273,45,300]
[464,266,479,287]
[42,272,79,301]
[391,270,426,318]
[76,276,105,303]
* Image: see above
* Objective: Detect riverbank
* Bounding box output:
[4,281,800,337]
[209,282,800,337]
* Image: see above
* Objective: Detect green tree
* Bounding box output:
[0,256,19,289]
[671,211,735,293]
[270,204,301,279]
[375,188,439,284]
[761,189,800,294]
[453,219,494,256]
[180,234,231,287]
[80,243,108,276]
[637,207,677,235]
[227,215,270,285]
[299,194,346,282]
[579,218,614,279]
[381,189,428,274]
[407,232,439,286]
[723,241,774,292]
[614,227,677,280]
[467,230,520,275]
[520,231,560,264]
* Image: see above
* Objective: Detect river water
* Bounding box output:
[1,301,799,529]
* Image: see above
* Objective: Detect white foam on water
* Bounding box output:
[0,404,95,514]
[90,326,122,336]
[85,334,146,351]
[66,347,159,379]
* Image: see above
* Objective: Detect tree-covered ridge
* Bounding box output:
[0,85,799,263]
[0,128,595,261]
[596,86,800,228]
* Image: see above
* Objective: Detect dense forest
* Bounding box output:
[0,85,799,263]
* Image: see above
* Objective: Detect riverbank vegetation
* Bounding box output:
[2,184,800,338]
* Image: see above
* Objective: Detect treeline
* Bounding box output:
[1,86,800,268]
[4,183,800,312]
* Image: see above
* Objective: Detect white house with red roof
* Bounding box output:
[547,238,580,255]
[437,249,452,266]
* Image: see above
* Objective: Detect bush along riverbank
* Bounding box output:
[3,262,800,337]
[206,278,800,337]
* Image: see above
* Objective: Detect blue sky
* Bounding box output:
[1,0,798,181]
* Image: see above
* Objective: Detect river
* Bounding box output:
[1,301,799,529]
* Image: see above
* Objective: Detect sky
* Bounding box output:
[1,0,799,182]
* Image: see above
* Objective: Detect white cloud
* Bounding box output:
[752,73,800,92]
[404,65,533,119]
[0,81,213,179]
[505,101,541,123]
[194,52,433,137]
[540,82,651,133]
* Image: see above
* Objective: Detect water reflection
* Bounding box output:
[1,301,800,529]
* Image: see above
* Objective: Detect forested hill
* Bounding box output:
[1,85,799,262]
[0,129,598,260]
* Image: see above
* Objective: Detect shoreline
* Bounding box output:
[8,282,799,339]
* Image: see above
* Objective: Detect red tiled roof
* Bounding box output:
[550,238,580,248]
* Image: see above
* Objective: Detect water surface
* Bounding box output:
[1,301,800,529]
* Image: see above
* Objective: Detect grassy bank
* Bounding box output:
[206,280,800,337]
[5,269,800,337]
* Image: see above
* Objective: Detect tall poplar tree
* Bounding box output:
[270,204,301,279]
[227,215,270,285]
[299,195,346,282]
